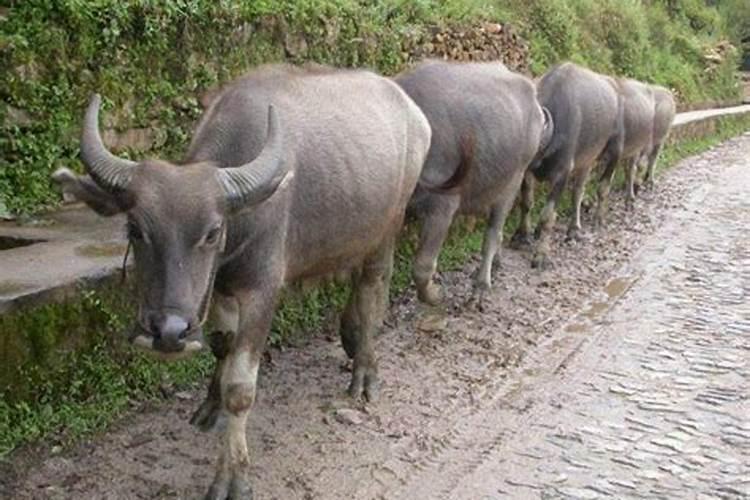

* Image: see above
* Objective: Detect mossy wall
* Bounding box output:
[0,0,743,216]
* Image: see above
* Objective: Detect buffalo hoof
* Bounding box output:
[348,356,378,402]
[417,281,443,306]
[190,398,224,432]
[530,252,552,270]
[468,281,490,312]
[509,230,533,250]
[204,475,253,500]
[565,227,586,244]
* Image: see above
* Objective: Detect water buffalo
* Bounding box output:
[640,85,676,189]
[53,63,431,499]
[395,60,552,304]
[595,78,655,221]
[511,62,623,268]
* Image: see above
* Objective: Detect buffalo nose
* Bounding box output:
[152,314,190,352]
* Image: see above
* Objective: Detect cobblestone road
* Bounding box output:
[446,138,750,499]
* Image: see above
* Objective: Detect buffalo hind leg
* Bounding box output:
[532,165,570,269]
[567,168,591,241]
[414,197,460,305]
[204,287,278,500]
[594,156,620,229]
[643,142,663,190]
[191,293,240,432]
[340,241,393,359]
[510,171,536,249]
[345,237,395,401]
[474,176,522,303]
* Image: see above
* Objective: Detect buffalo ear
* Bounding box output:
[52,168,130,216]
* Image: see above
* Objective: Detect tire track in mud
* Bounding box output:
[9,133,750,500]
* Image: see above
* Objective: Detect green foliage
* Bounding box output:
[504,0,740,102]
[0,281,213,456]
[0,0,744,215]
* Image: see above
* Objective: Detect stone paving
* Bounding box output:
[462,136,750,499]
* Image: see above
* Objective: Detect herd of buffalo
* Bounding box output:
[53,59,676,498]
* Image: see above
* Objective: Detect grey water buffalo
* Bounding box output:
[395,60,552,304]
[53,64,431,499]
[511,62,623,268]
[595,78,655,222]
[640,85,676,189]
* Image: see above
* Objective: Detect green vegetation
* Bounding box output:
[0,0,744,215]
[1,0,749,458]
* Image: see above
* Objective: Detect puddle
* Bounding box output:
[604,276,635,299]
[564,323,589,333]
[0,236,44,251]
[580,276,636,320]
[75,242,127,258]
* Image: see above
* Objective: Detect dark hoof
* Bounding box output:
[468,281,490,312]
[510,231,533,250]
[205,476,253,500]
[565,228,586,244]
[530,252,552,270]
[348,360,379,402]
[190,398,224,432]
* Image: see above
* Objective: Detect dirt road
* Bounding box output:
[8,132,750,499]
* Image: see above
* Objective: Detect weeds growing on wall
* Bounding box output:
[0,0,743,215]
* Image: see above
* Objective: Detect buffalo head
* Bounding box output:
[55,94,290,358]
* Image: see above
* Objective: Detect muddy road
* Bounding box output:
[7,132,750,499]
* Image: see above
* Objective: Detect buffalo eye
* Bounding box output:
[202,225,222,247]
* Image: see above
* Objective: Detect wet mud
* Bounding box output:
[5,132,750,499]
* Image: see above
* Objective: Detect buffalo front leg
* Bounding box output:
[191,294,240,432]
[204,289,277,500]
[510,171,536,249]
[413,197,460,305]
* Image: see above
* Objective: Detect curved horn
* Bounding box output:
[217,105,289,209]
[80,94,136,192]
[538,106,554,154]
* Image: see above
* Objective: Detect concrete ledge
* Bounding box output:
[672,104,750,127]
[0,207,126,314]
